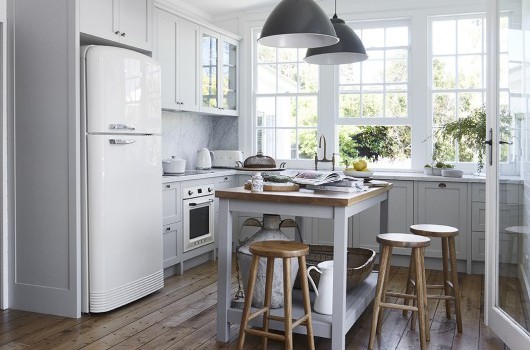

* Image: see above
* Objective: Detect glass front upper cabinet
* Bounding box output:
[200,29,239,116]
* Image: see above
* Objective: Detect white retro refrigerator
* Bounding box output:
[81,46,163,313]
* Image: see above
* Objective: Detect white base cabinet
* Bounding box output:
[162,182,182,272]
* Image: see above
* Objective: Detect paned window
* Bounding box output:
[253,29,319,160]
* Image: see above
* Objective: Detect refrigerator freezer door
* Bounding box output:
[87,134,163,312]
[84,46,161,134]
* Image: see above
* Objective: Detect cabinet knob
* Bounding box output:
[115,31,120,35]
[224,177,228,181]
[438,183,447,188]
[188,190,193,195]
[121,32,126,37]
[165,184,170,188]
[166,227,171,232]
[208,187,213,192]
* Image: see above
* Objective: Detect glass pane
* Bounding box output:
[386,26,409,46]
[362,28,384,47]
[432,20,456,54]
[277,63,297,93]
[298,129,317,159]
[499,53,509,89]
[432,93,456,126]
[276,129,296,159]
[432,56,456,89]
[457,92,483,119]
[458,55,483,88]
[299,62,318,93]
[256,97,275,127]
[362,59,384,84]
[276,96,296,127]
[339,94,361,118]
[386,93,407,117]
[257,43,276,63]
[278,48,297,62]
[432,127,455,162]
[223,42,237,110]
[457,18,483,54]
[386,58,408,83]
[202,34,218,108]
[338,125,411,168]
[340,64,361,84]
[297,96,318,127]
[362,93,384,117]
[257,64,276,94]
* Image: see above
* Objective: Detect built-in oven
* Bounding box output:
[182,183,215,252]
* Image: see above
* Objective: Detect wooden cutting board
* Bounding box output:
[244,182,299,192]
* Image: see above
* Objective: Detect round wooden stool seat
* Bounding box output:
[376,233,431,248]
[410,224,458,238]
[249,240,309,258]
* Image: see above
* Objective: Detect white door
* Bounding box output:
[178,18,200,112]
[117,0,152,51]
[84,46,161,134]
[79,0,115,41]
[87,134,162,296]
[486,0,530,348]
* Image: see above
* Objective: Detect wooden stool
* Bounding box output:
[369,233,431,350]
[237,240,315,350]
[403,224,463,333]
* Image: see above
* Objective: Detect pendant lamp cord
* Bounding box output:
[333,0,337,18]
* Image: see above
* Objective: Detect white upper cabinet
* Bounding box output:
[200,29,239,116]
[80,0,153,51]
[155,9,199,112]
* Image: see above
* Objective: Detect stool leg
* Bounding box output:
[441,237,452,318]
[298,256,315,350]
[414,247,428,350]
[403,253,415,316]
[449,236,463,333]
[369,244,391,350]
[377,246,393,333]
[262,257,275,349]
[238,255,260,350]
[283,257,293,350]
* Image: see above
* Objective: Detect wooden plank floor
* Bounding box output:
[0,260,513,350]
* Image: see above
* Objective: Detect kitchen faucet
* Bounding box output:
[314,134,335,170]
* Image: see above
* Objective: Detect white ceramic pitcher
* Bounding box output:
[307,260,334,315]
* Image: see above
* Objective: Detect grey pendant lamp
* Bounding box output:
[258,0,339,48]
[304,0,368,64]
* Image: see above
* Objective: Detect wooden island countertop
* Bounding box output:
[215,184,393,207]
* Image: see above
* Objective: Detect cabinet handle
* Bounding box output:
[109,139,136,145]
[121,32,126,37]
[115,31,120,35]
[438,183,447,188]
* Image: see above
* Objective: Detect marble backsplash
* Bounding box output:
[161,111,238,169]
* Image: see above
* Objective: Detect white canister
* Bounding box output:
[251,172,263,192]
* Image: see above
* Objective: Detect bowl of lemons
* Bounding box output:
[344,159,374,178]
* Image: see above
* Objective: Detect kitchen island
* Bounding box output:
[215,185,393,350]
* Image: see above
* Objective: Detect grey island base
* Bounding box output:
[215,185,392,350]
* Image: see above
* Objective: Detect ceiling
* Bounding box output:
[171,0,279,18]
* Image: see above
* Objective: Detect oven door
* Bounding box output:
[183,195,215,252]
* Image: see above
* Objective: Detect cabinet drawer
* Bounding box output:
[163,222,181,268]
[472,202,522,232]
[472,183,522,204]
[471,231,519,263]
[162,182,181,225]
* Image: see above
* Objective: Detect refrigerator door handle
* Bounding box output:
[109,139,136,145]
[109,123,136,131]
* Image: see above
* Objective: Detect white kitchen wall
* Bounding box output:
[161,111,238,168]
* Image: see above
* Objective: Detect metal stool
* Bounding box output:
[237,240,315,350]
[369,233,431,350]
[403,224,463,333]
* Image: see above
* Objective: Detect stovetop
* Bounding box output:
[163,170,214,177]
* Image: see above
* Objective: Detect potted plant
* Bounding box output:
[423,164,433,175]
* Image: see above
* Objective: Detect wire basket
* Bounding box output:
[295,245,376,291]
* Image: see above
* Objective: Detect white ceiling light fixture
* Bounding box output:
[304,0,368,64]
[258,0,339,48]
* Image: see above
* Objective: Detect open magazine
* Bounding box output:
[291,170,342,185]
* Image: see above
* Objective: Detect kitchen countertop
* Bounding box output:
[161,169,522,184]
